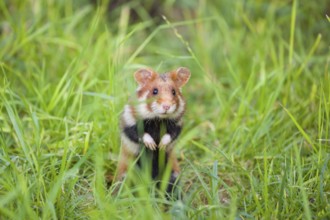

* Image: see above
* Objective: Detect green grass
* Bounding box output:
[1,0,330,219]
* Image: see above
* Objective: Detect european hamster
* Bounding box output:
[116,67,191,196]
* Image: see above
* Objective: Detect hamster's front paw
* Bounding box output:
[142,133,157,150]
[159,134,172,150]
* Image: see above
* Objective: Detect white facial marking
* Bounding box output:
[137,103,156,119]
[136,91,159,119]
[138,91,149,101]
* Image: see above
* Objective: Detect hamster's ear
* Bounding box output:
[134,68,156,86]
[170,67,191,88]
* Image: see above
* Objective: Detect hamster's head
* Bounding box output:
[134,67,190,119]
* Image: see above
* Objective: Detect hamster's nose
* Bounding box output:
[163,105,170,111]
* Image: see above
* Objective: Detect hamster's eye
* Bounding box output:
[153,88,158,95]
[172,89,176,96]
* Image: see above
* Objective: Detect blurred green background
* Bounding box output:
[0,0,329,219]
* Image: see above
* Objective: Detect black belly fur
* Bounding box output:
[143,118,162,145]
[137,118,171,179]
[136,118,180,197]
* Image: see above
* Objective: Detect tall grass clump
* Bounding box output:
[1,0,329,219]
